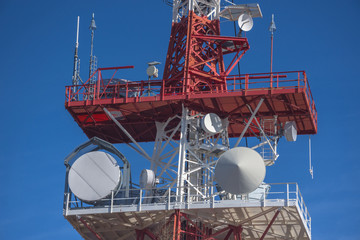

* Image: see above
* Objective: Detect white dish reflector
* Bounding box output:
[68,151,122,202]
[201,113,222,134]
[215,147,265,195]
[238,13,253,32]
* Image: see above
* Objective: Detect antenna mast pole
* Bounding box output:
[72,16,80,99]
[309,136,314,179]
[269,14,276,73]
[89,13,97,82]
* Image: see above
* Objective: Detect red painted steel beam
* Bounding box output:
[234,225,243,240]
[136,228,158,240]
[135,229,144,240]
[78,217,103,240]
[206,226,231,239]
[193,34,248,42]
[223,229,233,240]
[173,209,180,240]
[259,208,282,240]
[180,212,206,236]
[97,66,134,71]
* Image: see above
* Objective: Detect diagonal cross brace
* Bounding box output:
[234,98,264,147]
[103,107,151,160]
[259,207,282,240]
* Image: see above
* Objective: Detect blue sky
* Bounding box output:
[0,0,359,239]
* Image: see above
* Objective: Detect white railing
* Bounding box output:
[64,183,311,234]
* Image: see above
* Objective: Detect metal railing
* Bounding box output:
[65,68,313,101]
[65,68,317,131]
[65,68,316,123]
[64,183,311,234]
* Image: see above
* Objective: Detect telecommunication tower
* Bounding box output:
[64,1,317,239]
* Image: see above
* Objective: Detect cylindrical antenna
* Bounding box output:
[76,16,80,48]
[269,14,276,73]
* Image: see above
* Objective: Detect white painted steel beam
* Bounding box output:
[234,98,264,147]
[103,107,151,161]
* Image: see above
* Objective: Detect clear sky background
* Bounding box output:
[0,0,359,239]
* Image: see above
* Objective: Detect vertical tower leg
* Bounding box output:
[136,229,144,240]
[176,106,188,202]
[234,225,243,240]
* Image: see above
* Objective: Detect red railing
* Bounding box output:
[65,68,317,125]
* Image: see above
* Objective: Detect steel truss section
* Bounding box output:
[136,209,245,240]
[234,98,280,165]
[103,103,279,202]
[135,105,230,202]
[163,10,249,94]
[172,0,221,22]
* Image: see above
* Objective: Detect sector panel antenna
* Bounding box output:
[238,13,254,32]
[284,121,297,142]
[68,151,122,202]
[215,147,266,195]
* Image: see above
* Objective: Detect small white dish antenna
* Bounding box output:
[284,121,297,142]
[201,113,223,134]
[215,147,265,195]
[139,169,156,189]
[146,61,161,78]
[146,65,159,78]
[68,151,122,202]
[237,13,254,32]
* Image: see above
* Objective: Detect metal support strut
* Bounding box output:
[104,107,151,160]
[78,217,103,240]
[234,98,264,147]
[259,207,282,240]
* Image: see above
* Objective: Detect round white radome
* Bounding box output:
[215,147,265,195]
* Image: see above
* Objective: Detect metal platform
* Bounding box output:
[65,69,317,143]
[64,183,311,239]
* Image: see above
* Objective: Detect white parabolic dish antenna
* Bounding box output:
[237,13,254,32]
[140,169,156,189]
[68,151,122,202]
[215,147,265,195]
[201,113,223,134]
